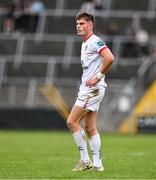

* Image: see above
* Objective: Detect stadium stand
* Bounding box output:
[0,0,156,132]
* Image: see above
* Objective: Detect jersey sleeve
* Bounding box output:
[92,38,107,54]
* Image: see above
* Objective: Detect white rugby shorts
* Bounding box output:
[75,86,106,112]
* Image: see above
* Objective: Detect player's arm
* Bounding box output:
[85,48,114,87]
[99,47,114,75]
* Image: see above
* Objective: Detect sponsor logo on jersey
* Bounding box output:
[97,41,105,47]
[81,59,88,70]
[83,66,88,70]
[85,45,88,51]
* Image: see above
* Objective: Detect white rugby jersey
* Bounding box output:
[79,34,107,92]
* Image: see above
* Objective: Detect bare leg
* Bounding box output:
[67,105,88,133]
[67,105,90,166]
[84,111,98,137]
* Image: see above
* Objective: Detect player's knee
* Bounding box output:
[66,119,72,128]
[66,118,76,129]
[85,125,96,134]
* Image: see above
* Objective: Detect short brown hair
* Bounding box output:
[76,12,94,23]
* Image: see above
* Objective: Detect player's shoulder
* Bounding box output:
[91,34,101,41]
[91,34,106,48]
[91,34,105,44]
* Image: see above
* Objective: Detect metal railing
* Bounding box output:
[0,0,156,131]
[0,34,155,99]
[1,33,155,63]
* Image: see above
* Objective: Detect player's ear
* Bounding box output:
[89,21,93,30]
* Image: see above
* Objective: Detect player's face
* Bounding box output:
[76,18,93,37]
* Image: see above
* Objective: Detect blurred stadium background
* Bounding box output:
[0,0,156,134]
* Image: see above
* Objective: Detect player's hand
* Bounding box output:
[85,77,100,88]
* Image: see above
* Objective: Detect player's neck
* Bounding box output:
[83,33,93,42]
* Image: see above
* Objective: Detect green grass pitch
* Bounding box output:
[0,131,156,179]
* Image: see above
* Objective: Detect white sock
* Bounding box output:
[72,129,90,163]
[89,133,103,167]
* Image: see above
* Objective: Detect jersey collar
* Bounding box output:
[83,34,93,42]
